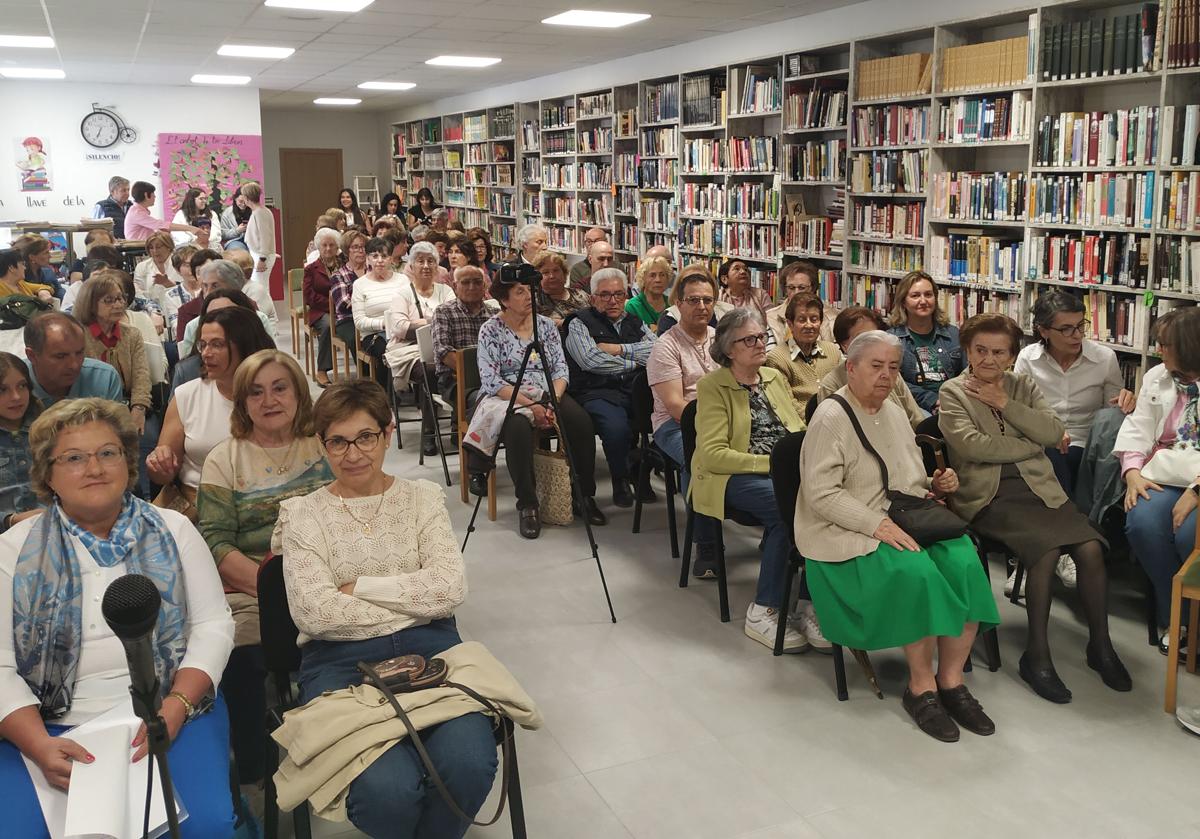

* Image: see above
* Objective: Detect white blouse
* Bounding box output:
[0,508,235,726]
[175,378,234,490]
[351,273,409,335]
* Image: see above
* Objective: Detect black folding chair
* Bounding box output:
[630,369,679,558]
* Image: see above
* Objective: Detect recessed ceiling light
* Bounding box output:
[314,97,361,105]
[0,35,55,48]
[542,10,651,28]
[191,74,251,85]
[425,55,501,67]
[264,0,374,11]
[358,81,416,90]
[0,67,64,79]
[218,44,295,59]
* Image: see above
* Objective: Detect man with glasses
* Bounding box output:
[23,312,123,406]
[564,268,658,508]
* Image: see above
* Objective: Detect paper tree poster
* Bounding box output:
[14,136,52,192]
[157,133,264,219]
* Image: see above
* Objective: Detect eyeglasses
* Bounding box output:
[785,284,812,295]
[322,429,385,457]
[99,296,125,306]
[1046,319,1090,337]
[733,332,768,348]
[595,290,627,301]
[196,339,228,352]
[682,295,715,307]
[50,445,125,473]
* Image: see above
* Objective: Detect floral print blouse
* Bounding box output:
[476,314,569,399]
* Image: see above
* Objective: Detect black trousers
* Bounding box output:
[501,393,596,510]
[222,644,267,784]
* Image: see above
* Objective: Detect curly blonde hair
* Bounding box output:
[29,398,138,502]
[635,256,674,292]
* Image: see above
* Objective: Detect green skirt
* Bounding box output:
[805,534,1000,651]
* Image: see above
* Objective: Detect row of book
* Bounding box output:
[520,158,539,183]
[847,241,924,275]
[929,171,1027,222]
[1039,6,1161,82]
[1027,171,1156,229]
[579,127,613,154]
[1027,231,1151,287]
[850,149,927,194]
[682,74,728,127]
[578,162,612,190]
[929,231,1024,288]
[679,218,722,253]
[464,114,488,143]
[730,65,782,114]
[1160,104,1200,165]
[465,144,489,164]
[542,133,576,155]
[937,92,1032,144]
[443,123,463,143]
[784,85,847,132]
[1034,107,1160,168]
[643,232,678,261]
[492,108,515,138]
[541,163,576,189]
[1074,290,1179,349]
[726,223,780,260]
[542,102,576,128]
[443,149,463,169]
[543,195,577,223]
[615,219,638,252]
[1154,234,1200,293]
[783,139,845,182]
[783,214,843,256]
[617,109,636,137]
[578,92,613,119]
[452,208,487,229]
[548,226,579,252]
[851,200,925,240]
[938,288,1023,322]
[521,122,539,149]
[491,222,516,249]
[728,182,782,220]
[639,159,678,190]
[939,31,1033,92]
[579,196,612,226]
[1166,0,1200,67]
[819,272,890,312]
[681,182,727,217]
[855,52,931,102]
[615,153,637,185]
[639,197,676,232]
[392,134,405,157]
[522,192,540,215]
[643,80,679,122]
[642,127,678,156]
[679,136,778,173]
[616,186,638,214]
[421,150,442,169]
[489,192,514,216]
[852,104,931,148]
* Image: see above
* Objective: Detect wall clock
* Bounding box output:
[81,103,138,148]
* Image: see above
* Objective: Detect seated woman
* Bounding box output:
[147,307,274,519]
[351,236,409,385]
[304,227,344,387]
[0,246,54,304]
[68,229,116,284]
[692,308,818,651]
[888,270,964,414]
[74,274,152,433]
[171,188,220,247]
[765,261,837,346]
[476,272,605,538]
[220,192,252,252]
[939,313,1129,703]
[273,380,496,839]
[1115,306,1200,653]
[0,352,42,532]
[533,250,590,327]
[655,264,735,335]
[133,231,183,308]
[717,258,772,321]
[625,256,673,330]
[11,234,62,300]
[379,190,408,222]
[797,330,998,742]
[446,236,481,276]
[163,245,201,336]
[0,398,235,837]
[763,293,842,409]
[818,307,925,428]
[198,350,332,814]
[469,229,500,279]
[330,228,370,355]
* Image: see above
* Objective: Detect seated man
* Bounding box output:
[23,311,123,405]
[564,268,657,508]
[431,265,495,414]
[568,239,615,293]
[568,227,609,290]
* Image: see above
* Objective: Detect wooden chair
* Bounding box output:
[329,289,353,381]
[285,268,304,358]
[1164,512,1200,714]
[453,346,498,522]
[415,324,453,486]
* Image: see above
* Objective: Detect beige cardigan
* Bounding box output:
[82,325,151,410]
[794,386,931,562]
[937,370,1067,522]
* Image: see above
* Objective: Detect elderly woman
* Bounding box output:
[939,313,1128,704]
[198,350,332,811]
[818,307,926,428]
[515,223,549,264]
[797,330,998,742]
[132,231,182,305]
[0,247,54,303]
[888,270,964,413]
[352,237,409,384]
[1115,306,1200,652]
[178,259,272,357]
[0,353,41,533]
[304,228,344,387]
[533,250,590,325]
[476,272,604,538]
[626,255,673,329]
[148,308,274,518]
[765,261,837,346]
[331,228,371,354]
[656,264,735,335]
[763,293,843,409]
[74,274,152,432]
[163,245,201,335]
[272,380,496,838]
[692,309,814,651]
[717,258,772,320]
[0,398,235,837]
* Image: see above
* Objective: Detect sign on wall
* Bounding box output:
[14,136,52,192]
[157,133,264,220]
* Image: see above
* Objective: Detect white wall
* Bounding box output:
[259,109,391,209]
[0,80,261,227]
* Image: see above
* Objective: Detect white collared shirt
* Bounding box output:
[1014,340,1123,445]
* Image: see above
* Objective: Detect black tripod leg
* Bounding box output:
[461,491,486,553]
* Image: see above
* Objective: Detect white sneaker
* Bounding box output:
[746,603,809,653]
[793,601,833,653]
[1055,554,1078,589]
[1003,564,1026,599]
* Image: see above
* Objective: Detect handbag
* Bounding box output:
[532,418,573,525]
[829,395,967,548]
[357,657,514,827]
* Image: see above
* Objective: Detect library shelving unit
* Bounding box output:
[540,93,579,254]
[487,104,518,255]
[577,87,617,259]
[390,124,407,205]
[386,0,1198,383]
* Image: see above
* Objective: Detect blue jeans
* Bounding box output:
[1126,485,1198,627]
[1045,445,1084,496]
[297,620,498,839]
[725,473,791,609]
[654,419,714,543]
[579,394,633,483]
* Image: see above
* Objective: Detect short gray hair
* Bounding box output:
[198,258,247,290]
[589,267,626,294]
[314,227,341,248]
[517,223,548,247]
[409,241,438,261]
[845,329,902,364]
[710,307,765,367]
[410,224,430,241]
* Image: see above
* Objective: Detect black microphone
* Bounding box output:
[101,573,163,722]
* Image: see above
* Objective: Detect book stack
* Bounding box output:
[784,84,847,131]
[1035,107,1160,167]
[827,273,892,312]
[728,182,781,220]
[639,197,676,232]
[1027,172,1156,228]
[521,121,539,151]
[1039,6,1162,81]
[930,171,1027,221]
[405,124,421,148]
[1160,104,1200,164]
[392,133,405,156]
[578,92,613,118]
[544,194,575,222]
[849,241,924,275]
[680,218,723,253]
[579,162,612,190]
[850,149,927,193]
[489,192,514,215]
[682,182,726,217]
[464,115,488,142]
[1079,289,1156,347]
[1167,0,1199,66]
[445,169,465,189]
[643,80,680,122]
[783,139,845,182]
[548,226,579,252]
[852,103,931,147]
[392,160,405,180]
[1028,231,1151,287]
[731,65,781,114]
[491,222,516,248]
[728,136,778,172]
[617,109,636,137]
[422,149,442,170]
[443,149,463,169]
[616,186,638,214]
[938,92,1032,143]
[1162,170,1200,230]
[855,52,932,101]
[727,223,779,260]
[579,126,613,154]
[465,144,488,164]
[616,219,638,252]
[940,32,1032,91]
[938,288,1023,321]
[682,138,728,174]
[930,229,1024,287]
[542,102,575,128]
[492,108,515,138]
[1154,235,1200,293]
[542,132,576,154]
[683,75,728,126]
[580,195,612,226]
[641,127,678,156]
[852,200,925,239]
[615,153,638,185]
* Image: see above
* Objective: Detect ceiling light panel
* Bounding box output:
[191,73,252,85]
[425,55,501,67]
[314,97,361,104]
[1,67,64,78]
[542,10,651,28]
[358,81,416,90]
[264,0,375,11]
[0,35,55,48]
[218,44,296,58]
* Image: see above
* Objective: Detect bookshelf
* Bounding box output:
[614,82,641,258]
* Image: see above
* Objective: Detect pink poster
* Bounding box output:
[157,133,264,220]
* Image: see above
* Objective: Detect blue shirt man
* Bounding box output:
[24,312,124,405]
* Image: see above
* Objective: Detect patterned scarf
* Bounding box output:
[12,494,188,720]
[1174,377,1199,452]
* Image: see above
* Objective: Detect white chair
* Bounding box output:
[415,324,453,486]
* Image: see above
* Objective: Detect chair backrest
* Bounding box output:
[630,368,654,435]
[287,268,303,310]
[257,554,302,677]
[415,323,435,364]
[680,399,698,470]
[459,345,481,392]
[769,431,806,549]
[804,393,819,424]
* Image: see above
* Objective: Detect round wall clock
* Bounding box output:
[81,103,138,148]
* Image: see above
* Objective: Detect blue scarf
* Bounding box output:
[1174,377,1199,452]
[12,494,188,720]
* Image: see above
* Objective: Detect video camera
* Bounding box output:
[497,260,542,290]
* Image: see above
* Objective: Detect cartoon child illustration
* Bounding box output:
[16,136,51,191]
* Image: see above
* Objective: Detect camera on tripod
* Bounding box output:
[498,261,542,290]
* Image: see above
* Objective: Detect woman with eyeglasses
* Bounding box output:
[74,275,152,433]
[692,308,810,652]
[273,380,496,838]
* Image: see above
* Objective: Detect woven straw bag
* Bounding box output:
[532,421,573,525]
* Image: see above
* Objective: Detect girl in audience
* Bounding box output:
[888,270,964,413]
[380,190,407,221]
[11,234,62,299]
[717,258,771,320]
[0,246,54,303]
[0,398,236,837]
[198,350,332,814]
[338,187,370,229]
[476,272,605,538]
[656,264,734,335]
[241,182,275,293]
[304,228,344,387]
[1115,306,1200,653]
[352,236,409,384]
[407,187,439,228]
[763,293,842,409]
[818,307,926,428]
[626,255,673,330]
[74,274,152,432]
[220,192,252,251]
[939,314,1128,704]
[147,307,274,518]
[693,308,815,651]
[164,244,201,334]
[797,330,998,742]
[273,380,496,839]
[0,353,41,532]
[331,228,370,355]
[533,250,590,326]
[172,187,219,246]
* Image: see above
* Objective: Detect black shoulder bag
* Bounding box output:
[829,394,966,548]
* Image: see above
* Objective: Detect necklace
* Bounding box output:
[335,478,390,534]
[257,436,297,476]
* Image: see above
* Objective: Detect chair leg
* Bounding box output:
[984,626,1002,672]
[487,470,497,522]
[459,441,470,504]
[1009,561,1024,606]
[631,441,649,535]
[715,525,730,623]
[665,464,679,559]
[679,504,695,588]
[1188,599,1199,674]
[1166,579,1184,713]
[504,719,528,839]
[774,556,799,656]
[832,644,849,701]
[290,316,299,357]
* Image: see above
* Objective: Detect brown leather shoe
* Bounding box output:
[937,684,995,736]
[902,688,959,743]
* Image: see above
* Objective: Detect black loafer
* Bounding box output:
[518,506,541,539]
[1019,653,1072,704]
[612,481,634,508]
[902,688,959,743]
[937,685,995,736]
[468,473,488,497]
[577,497,607,526]
[1086,643,1133,692]
[421,436,438,456]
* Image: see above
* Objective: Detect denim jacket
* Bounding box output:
[889,323,964,412]
[0,420,38,531]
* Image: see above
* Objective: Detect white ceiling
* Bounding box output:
[0,0,861,111]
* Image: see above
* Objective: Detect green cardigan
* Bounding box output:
[690,365,804,519]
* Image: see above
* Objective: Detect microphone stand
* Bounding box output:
[129,682,182,839]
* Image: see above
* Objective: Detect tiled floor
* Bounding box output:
[283,393,1198,839]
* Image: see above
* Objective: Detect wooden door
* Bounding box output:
[278,147,343,274]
